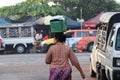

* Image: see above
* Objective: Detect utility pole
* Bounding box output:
[80,7,84,29]
[80,7,82,20]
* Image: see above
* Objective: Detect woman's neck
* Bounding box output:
[56,42,64,45]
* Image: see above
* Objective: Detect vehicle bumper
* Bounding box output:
[113,70,120,80]
[0,45,4,50]
[0,48,4,51]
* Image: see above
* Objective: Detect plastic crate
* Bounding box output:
[50,20,67,32]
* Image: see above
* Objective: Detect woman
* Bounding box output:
[45,33,85,80]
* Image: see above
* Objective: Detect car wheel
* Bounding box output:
[16,45,25,54]
[41,44,49,53]
[0,50,4,54]
[87,42,94,52]
[41,44,54,53]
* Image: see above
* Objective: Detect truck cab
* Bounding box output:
[90,12,120,80]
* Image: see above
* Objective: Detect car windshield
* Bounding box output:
[115,28,120,50]
[65,32,74,38]
[77,31,89,37]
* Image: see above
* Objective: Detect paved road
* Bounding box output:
[0,52,96,80]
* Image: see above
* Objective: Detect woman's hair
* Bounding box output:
[54,32,66,42]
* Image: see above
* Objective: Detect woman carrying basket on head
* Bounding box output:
[45,33,85,80]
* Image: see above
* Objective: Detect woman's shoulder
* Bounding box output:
[62,44,72,50]
[50,43,70,49]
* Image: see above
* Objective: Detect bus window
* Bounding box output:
[65,32,74,38]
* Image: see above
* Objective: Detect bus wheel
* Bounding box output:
[97,66,107,80]
[15,45,25,54]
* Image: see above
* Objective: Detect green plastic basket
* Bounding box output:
[50,20,67,32]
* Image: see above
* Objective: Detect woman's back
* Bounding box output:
[45,32,85,80]
[46,43,79,69]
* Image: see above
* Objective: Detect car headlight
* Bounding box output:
[116,59,120,66]
[113,58,120,67]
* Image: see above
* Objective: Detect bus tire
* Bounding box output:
[97,66,108,80]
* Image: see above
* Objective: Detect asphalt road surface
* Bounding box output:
[0,52,96,80]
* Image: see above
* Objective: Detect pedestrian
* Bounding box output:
[45,32,85,80]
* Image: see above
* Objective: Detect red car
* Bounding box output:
[65,29,97,52]
[76,36,96,52]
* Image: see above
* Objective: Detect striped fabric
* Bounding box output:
[49,68,71,80]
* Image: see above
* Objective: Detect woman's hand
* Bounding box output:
[80,72,85,79]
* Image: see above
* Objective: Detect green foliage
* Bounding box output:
[0,0,120,20]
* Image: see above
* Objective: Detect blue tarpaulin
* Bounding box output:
[0,18,9,24]
[66,17,81,29]
[35,15,81,29]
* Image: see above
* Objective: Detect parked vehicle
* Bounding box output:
[0,22,35,54]
[76,36,96,52]
[90,12,120,80]
[39,29,97,53]
[0,35,4,53]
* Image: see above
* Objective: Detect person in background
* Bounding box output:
[35,31,43,41]
[35,30,43,49]
[43,34,49,40]
[45,33,85,80]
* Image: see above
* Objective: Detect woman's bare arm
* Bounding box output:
[74,63,85,79]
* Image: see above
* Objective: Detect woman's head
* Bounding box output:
[54,32,66,43]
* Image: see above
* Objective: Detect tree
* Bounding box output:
[0,0,120,21]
